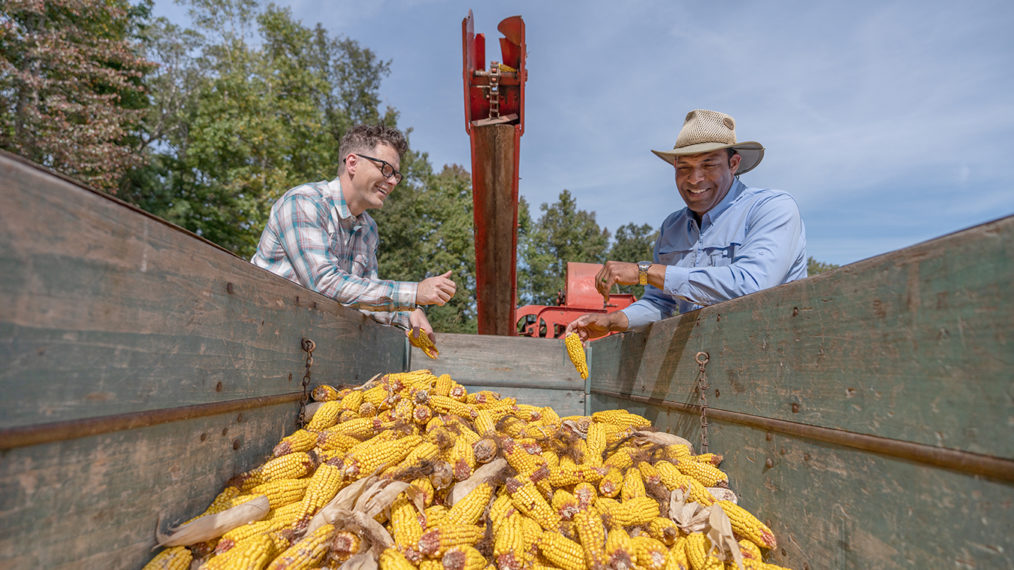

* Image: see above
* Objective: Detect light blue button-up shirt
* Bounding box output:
[622,178,807,328]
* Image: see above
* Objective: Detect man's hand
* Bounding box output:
[408,308,434,341]
[416,271,456,306]
[594,261,639,302]
[565,311,629,341]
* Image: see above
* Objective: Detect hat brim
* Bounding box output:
[651,141,764,175]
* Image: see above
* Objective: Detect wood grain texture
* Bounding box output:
[590,215,1013,458]
[0,152,405,429]
[593,393,1014,569]
[0,403,295,569]
[408,332,586,390]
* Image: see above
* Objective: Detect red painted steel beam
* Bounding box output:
[462,11,526,335]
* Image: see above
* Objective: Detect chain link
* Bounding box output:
[695,351,710,453]
[298,338,316,426]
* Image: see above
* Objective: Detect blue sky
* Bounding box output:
[155,0,1014,266]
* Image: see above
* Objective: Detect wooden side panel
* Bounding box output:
[588,216,1014,569]
[0,153,406,428]
[408,333,586,414]
[593,393,1013,569]
[592,216,1014,457]
[0,154,406,567]
[0,404,293,569]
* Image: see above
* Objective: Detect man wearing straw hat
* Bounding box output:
[566,109,807,340]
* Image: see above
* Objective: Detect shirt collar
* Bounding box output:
[327,178,361,225]
[701,177,745,225]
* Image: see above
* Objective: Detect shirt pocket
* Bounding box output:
[700,224,746,267]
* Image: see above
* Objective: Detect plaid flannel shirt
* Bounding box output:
[251,178,417,328]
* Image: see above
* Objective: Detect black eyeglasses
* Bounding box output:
[355,153,403,184]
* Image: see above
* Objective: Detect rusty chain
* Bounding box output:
[695,351,710,453]
[298,338,315,426]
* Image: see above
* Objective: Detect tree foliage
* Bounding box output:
[517,189,610,306]
[0,0,156,192]
[807,256,839,275]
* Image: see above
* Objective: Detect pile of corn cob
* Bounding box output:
[145,370,789,570]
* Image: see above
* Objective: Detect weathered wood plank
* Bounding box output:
[408,333,585,390]
[593,393,1014,569]
[0,403,294,569]
[591,215,1014,459]
[0,152,406,429]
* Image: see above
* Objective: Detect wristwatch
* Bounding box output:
[636,261,652,285]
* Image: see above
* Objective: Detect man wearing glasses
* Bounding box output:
[567,109,807,340]
[252,124,456,337]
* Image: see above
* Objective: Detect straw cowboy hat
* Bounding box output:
[651,109,765,174]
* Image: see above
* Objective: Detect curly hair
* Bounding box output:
[338,124,408,174]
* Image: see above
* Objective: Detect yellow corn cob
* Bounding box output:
[599,467,623,498]
[305,400,343,431]
[413,403,433,425]
[573,509,607,568]
[538,531,586,570]
[603,448,634,470]
[655,460,714,506]
[664,443,693,462]
[585,422,607,466]
[330,530,362,563]
[473,437,498,464]
[411,477,436,507]
[447,482,493,526]
[419,560,442,570]
[507,477,561,532]
[538,406,561,424]
[685,532,723,570]
[441,545,487,570]
[386,440,441,478]
[473,410,497,435]
[292,461,344,528]
[315,429,360,453]
[620,466,647,501]
[358,400,378,417]
[667,536,690,570]
[573,482,597,511]
[716,500,777,549]
[310,384,341,402]
[339,389,365,411]
[249,478,310,510]
[489,493,517,530]
[215,502,304,554]
[417,523,484,557]
[379,547,417,570]
[502,437,546,475]
[204,534,276,570]
[391,496,426,548]
[596,495,660,527]
[142,546,192,570]
[185,486,242,522]
[515,404,543,422]
[605,526,635,569]
[694,452,724,466]
[632,535,669,569]
[424,504,449,527]
[493,511,525,570]
[648,516,680,546]
[260,452,316,482]
[466,390,502,405]
[591,409,651,429]
[551,489,579,521]
[272,429,318,457]
[324,417,386,440]
[738,538,762,561]
[392,397,415,423]
[429,395,477,419]
[548,456,606,487]
[564,333,589,380]
[362,383,392,409]
[448,435,476,481]
[342,434,422,478]
[433,373,453,396]
[676,457,729,487]
[266,523,334,570]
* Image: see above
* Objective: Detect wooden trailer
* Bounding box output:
[1,151,1011,568]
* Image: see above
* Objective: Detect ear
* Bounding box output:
[728,153,742,174]
[344,153,358,176]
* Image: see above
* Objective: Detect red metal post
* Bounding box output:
[462,11,526,336]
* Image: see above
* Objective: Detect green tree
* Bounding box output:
[375,163,477,333]
[122,1,397,257]
[518,189,610,306]
[0,0,156,192]
[807,257,839,275]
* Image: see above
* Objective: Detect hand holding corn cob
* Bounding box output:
[408,327,439,359]
[565,333,589,379]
